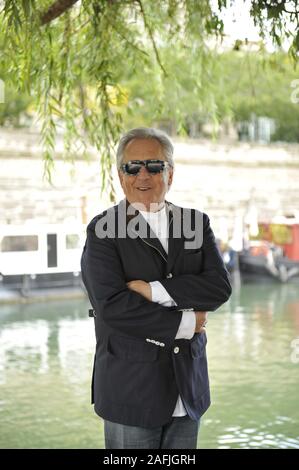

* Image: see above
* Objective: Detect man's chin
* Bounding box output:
[129,199,165,212]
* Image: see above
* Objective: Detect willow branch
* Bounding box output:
[110,23,149,57]
[136,0,167,76]
[40,0,79,25]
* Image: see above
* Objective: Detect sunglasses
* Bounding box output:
[121,159,169,175]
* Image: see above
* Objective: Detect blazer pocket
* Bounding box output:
[107,334,159,362]
[183,249,203,274]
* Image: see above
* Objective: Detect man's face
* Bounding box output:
[118,138,173,211]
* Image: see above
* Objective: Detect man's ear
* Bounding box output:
[167,168,174,189]
[118,170,124,189]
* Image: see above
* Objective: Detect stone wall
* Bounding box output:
[0,129,299,239]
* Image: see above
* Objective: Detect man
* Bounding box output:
[81,127,232,449]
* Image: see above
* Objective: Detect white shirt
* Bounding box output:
[139,205,196,417]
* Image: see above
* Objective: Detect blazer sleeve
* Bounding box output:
[159,213,232,311]
[81,218,182,348]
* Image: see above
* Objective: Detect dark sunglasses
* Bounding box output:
[121,159,169,175]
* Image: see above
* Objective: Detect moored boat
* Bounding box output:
[0,223,85,296]
[238,217,299,282]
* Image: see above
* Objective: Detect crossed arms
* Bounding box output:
[126,279,208,336]
[81,213,231,348]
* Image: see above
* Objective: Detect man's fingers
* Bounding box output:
[195,310,208,333]
[127,281,136,289]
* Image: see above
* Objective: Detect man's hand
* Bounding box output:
[126,281,207,333]
[195,311,208,334]
[127,280,152,301]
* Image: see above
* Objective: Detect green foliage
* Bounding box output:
[0,85,32,126]
[0,0,298,196]
[212,50,299,142]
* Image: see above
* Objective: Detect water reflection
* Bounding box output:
[0,299,94,386]
[198,282,299,449]
[58,319,94,389]
[0,322,49,381]
[218,418,299,449]
[0,284,298,449]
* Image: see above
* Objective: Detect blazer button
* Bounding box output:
[174,346,180,354]
[167,272,173,278]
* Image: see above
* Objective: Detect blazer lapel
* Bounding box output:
[124,198,168,263]
[165,201,184,274]
[122,198,184,270]
[139,220,168,263]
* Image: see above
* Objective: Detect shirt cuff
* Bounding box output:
[175,311,196,340]
[149,281,177,307]
[149,281,195,339]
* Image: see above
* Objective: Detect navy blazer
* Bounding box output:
[81,199,232,428]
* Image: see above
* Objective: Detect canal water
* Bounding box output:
[0,282,298,449]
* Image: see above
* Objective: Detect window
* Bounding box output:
[1,235,38,252]
[66,234,80,249]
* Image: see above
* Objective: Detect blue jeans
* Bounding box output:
[104,415,200,449]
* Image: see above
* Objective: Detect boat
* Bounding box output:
[0,223,86,297]
[238,216,299,282]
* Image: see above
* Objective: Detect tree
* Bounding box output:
[0,0,298,198]
[211,50,299,142]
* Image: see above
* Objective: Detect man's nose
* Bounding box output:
[136,166,151,178]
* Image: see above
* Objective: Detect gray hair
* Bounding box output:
[116,127,174,170]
